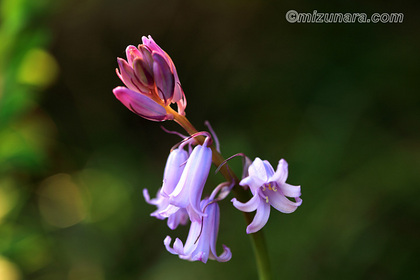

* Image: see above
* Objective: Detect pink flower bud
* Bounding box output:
[113,86,172,121]
[113,36,187,120]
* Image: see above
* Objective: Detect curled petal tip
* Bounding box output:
[141,35,150,43]
[142,188,151,203]
[125,45,141,65]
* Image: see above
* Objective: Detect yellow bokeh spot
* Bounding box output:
[0,179,20,225]
[0,256,21,280]
[17,48,59,88]
[38,174,86,228]
[14,235,51,273]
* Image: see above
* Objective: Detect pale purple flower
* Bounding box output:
[143,188,188,230]
[160,148,189,196]
[113,35,186,121]
[232,158,302,234]
[143,148,189,229]
[164,198,232,263]
[163,143,212,222]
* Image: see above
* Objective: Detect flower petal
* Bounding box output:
[173,238,185,254]
[125,45,141,65]
[269,159,289,183]
[140,36,185,106]
[143,188,171,220]
[158,203,180,218]
[176,91,187,115]
[262,160,275,178]
[142,35,166,56]
[160,148,188,196]
[267,191,302,213]
[116,58,149,93]
[239,175,265,192]
[241,156,253,181]
[164,236,184,255]
[138,45,154,68]
[248,157,269,181]
[169,145,211,221]
[246,201,271,234]
[173,80,184,103]
[208,202,232,262]
[142,36,176,81]
[231,193,260,212]
[113,86,170,121]
[153,52,175,104]
[133,58,154,88]
[279,183,301,198]
[142,188,152,204]
[210,244,232,262]
[167,208,188,230]
[182,218,203,255]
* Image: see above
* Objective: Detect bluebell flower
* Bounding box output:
[164,198,232,263]
[164,143,212,222]
[232,158,302,233]
[143,148,189,230]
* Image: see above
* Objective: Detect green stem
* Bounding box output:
[247,227,272,280]
[171,109,272,280]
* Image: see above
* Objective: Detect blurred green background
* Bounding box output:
[1,0,419,279]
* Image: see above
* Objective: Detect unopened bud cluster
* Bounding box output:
[113,36,186,121]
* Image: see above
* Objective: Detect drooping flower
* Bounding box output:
[162,142,212,222]
[160,148,189,197]
[113,35,186,121]
[232,158,302,234]
[164,198,232,263]
[143,148,189,229]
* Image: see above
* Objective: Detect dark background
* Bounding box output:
[1,0,419,279]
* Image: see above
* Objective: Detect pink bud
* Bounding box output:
[114,36,187,119]
[113,86,172,121]
[152,52,175,105]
